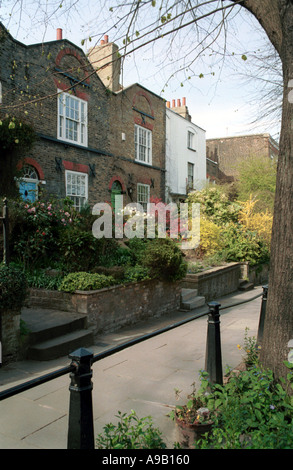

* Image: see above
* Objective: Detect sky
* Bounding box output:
[0,1,282,141]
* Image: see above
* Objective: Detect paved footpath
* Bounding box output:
[0,287,263,449]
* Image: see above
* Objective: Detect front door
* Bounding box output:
[111,180,123,213]
[19,180,38,202]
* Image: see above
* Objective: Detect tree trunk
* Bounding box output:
[258,4,293,379]
[234,0,293,379]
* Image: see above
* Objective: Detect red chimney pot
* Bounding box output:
[57,28,63,40]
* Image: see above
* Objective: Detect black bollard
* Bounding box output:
[67,348,95,449]
[205,301,223,386]
[257,285,268,346]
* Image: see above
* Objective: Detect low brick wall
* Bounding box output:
[28,279,181,335]
[181,262,241,301]
[0,309,20,364]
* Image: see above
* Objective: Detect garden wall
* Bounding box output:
[181,262,242,301]
[28,279,181,335]
[240,262,269,286]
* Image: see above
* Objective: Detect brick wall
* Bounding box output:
[28,279,181,335]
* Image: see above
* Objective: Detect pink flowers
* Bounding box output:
[22,200,73,230]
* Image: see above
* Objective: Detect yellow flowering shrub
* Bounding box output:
[238,196,273,246]
[197,217,223,257]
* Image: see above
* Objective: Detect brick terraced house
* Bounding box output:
[0,25,166,211]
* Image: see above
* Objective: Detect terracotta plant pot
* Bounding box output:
[175,414,213,449]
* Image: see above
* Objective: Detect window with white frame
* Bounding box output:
[65,170,88,211]
[134,125,152,164]
[187,130,195,150]
[188,162,194,189]
[137,183,150,212]
[58,91,88,146]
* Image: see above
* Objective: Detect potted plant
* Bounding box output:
[170,381,214,449]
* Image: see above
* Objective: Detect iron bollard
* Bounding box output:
[257,285,268,346]
[67,348,95,449]
[205,302,223,386]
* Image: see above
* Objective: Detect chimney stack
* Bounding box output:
[88,35,122,92]
[57,28,63,40]
[168,97,191,121]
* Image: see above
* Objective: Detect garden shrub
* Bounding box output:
[123,264,151,283]
[197,363,293,449]
[25,269,64,290]
[187,186,240,226]
[238,196,273,247]
[96,410,166,449]
[0,263,27,310]
[9,198,74,269]
[196,217,224,257]
[142,237,187,281]
[221,223,270,266]
[59,228,109,272]
[92,266,126,281]
[125,237,150,264]
[58,271,116,293]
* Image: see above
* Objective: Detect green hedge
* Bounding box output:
[0,263,27,310]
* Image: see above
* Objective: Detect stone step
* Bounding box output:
[27,328,95,361]
[180,296,206,311]
[22,307,88,344]
[21,307,94,361]
[180,288,198,302]
[238,280,254,291]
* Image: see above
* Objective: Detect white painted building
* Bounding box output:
[165,98,206,202]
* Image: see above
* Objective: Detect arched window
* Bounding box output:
[19,165,39,202]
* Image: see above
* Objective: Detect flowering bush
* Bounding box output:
[196,217,224,257]
[238,196,273,247]
[10,198,74,269]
